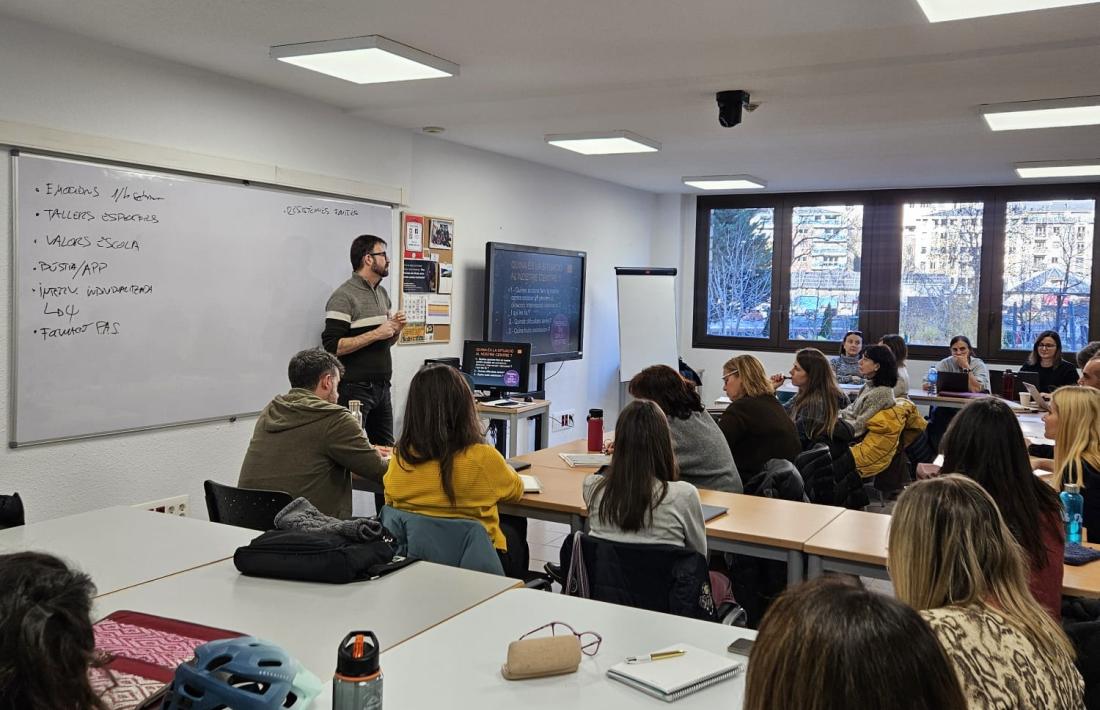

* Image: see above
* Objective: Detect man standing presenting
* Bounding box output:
[323,234,406,446]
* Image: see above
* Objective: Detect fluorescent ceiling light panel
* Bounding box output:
[545,131,660,155]
[1015,160,1100,178]
[682,175,767,190]
[981,96,1100,131]
[916,0,1100,22]
[270,35,458,84]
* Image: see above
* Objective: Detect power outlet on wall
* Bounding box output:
[134,495,189,517]
[551,409,576,433]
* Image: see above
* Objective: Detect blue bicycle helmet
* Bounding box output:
[162,636,322,710]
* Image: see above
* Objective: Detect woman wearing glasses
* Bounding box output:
[1021,330,1078,393]
[718,355,800,479]
[830,330,864,385]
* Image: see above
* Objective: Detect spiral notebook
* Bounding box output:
[607,643,744,702]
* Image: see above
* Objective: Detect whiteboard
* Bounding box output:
[616,267,679,382]
[10,152,393,446]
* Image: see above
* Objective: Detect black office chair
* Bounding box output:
[203,480,293,531]
[0,492,25,530]
[560,532,741,623]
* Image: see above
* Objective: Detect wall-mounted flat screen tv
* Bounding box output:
[484,242,586,364]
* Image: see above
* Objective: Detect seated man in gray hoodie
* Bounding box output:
[238,348,387,518]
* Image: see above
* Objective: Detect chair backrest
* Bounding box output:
[0,492,25,530]
[563,533,715,621]
[378,506,504,576]
[203,480,293,531]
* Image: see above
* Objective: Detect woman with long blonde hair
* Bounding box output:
[1047,388,1100,544]
[889,475,1082,709]
[717,354,799,478]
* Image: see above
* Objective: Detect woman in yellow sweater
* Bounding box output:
[384,364,528,578]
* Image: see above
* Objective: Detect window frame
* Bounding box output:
[693,182,1100,365]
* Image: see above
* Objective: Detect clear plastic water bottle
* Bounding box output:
[927,368,938,396]
[1061,484,1084,544]
[348,400,363,429]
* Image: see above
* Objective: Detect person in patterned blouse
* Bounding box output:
[889,475,1084,710]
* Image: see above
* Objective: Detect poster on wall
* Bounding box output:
[405,215,424,253]
[399,212,453,345]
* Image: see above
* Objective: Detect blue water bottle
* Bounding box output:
[1061,483,1084,544]
[927,367,938,396]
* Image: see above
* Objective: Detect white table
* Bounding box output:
[477,399,552,457]
[375,589,755,709]
[0,506,257,596]
[93,559,519,681]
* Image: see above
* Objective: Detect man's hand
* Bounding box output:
[375,445,392,459]
[374,321,397,340]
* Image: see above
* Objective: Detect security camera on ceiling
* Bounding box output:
[717,90,755,128]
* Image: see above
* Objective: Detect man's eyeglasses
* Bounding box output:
[519,621,602,656]
[368,251,388,260]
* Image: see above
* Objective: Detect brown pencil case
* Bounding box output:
[500,635,582,680]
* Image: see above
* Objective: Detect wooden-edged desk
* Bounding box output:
[804,510,1100,599]
[376,588,756,710]
[93,559,520,679]
[477,398,551,457]
[804,509,891,580]
[0,506,257,597]
[505,443,845,585]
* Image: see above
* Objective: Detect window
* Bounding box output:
[694,183,1100,362]
[704,207,774,339]
[900,202,983,347]
[1001,199,1095,351]
[788,205,863,341]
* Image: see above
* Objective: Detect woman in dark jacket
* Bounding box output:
[1021,330,1079,393]
[718,354,800,479]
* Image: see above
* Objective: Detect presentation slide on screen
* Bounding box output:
[488,250,582,356]
[468,343,527,388]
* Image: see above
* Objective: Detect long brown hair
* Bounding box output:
[591,400,678,531]
[628,364,704,420]
[788,348,844,440]
[940,397,1062,570]
[744,577,966,710]
[889,476,1075,662]
[0,552,109,710]
[394,364,485,505]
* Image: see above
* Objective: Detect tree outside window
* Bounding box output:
[706,207,774,339]
[900,203,983,346]
[1001,200,1094,351]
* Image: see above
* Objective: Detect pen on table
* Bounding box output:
[625,649,686,664]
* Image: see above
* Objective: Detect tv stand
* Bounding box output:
[476,398,551,458]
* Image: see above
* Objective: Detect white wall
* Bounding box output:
[0,17,657,522]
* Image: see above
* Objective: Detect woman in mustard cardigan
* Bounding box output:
[384,364,528,578]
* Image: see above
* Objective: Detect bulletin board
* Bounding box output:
[398,212,453,344]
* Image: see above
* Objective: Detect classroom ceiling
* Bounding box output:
[2,0,1099,194]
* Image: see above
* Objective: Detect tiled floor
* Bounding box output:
[527,519,570,572]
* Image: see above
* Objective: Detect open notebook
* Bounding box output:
[559,452,611,467]
[607,643,744,702]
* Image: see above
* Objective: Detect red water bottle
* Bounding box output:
[1002,369,1016,400]
[586,408,604,452]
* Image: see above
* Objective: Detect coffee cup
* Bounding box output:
[1019,392,1032,407]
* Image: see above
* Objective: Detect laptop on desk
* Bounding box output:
[936,370,972,394]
